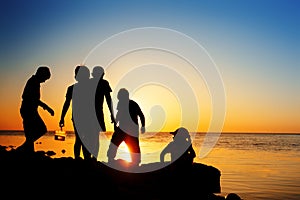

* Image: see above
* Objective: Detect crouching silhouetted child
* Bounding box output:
[160,127,196,197]
[160,127,196,171]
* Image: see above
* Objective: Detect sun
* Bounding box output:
[115,141,132,163]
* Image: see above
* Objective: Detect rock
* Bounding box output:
[0,145,223,199]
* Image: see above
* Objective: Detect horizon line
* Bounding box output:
[0,129,299,135]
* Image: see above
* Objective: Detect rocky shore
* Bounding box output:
[0,145,239,199]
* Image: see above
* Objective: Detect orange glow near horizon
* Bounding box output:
[0,93,300,133]
[0,53,299,134]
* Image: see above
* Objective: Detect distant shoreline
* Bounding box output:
[0,130,299,135]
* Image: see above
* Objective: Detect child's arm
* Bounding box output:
[137,105,145,133]
[59,86,72,127]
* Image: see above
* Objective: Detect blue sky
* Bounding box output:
[0,0,299,132]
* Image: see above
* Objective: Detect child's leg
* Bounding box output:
[107,127,125,161]
[126,136,141,165]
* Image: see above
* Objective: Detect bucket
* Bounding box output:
[54,127,66,141]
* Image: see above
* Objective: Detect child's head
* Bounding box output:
[92,66,104,79]
[74,65,90,82]
[36,66,51,83]
[170,127,191,143]
[117,88,129,101]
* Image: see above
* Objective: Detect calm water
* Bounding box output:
[1,131,300,200]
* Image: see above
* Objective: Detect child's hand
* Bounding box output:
[59,119,65,127]
[141,126,145,133]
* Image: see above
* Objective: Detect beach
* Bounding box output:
[1,131,300,199]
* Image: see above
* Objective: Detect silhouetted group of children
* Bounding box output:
[17,65,196,169]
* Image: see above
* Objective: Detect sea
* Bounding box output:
[0,130,300,200]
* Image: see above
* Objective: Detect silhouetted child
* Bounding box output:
[160,127,196,170]
[59,65,92,160]
[91,66,115,127]
[90,66,115,159]
[107,88,145,166]
[17,66,55,153]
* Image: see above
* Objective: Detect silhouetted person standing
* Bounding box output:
[90,66,115,159]
[107,88,145,166]
[59,65,92,160]
[17,66,54,153]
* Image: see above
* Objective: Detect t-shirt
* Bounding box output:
[94,79,112,110]
[116,100,145,137]
[21,75,40,110]
[65,78,112,131]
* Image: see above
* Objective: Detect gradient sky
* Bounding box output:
[0,0,299,133]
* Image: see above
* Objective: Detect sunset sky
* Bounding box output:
[0,0,299,133]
